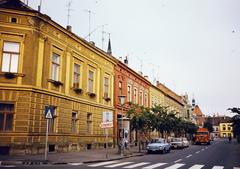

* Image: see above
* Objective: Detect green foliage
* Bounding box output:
[228,107,240,142]
[203,121,214,133]
[126,104,198,137]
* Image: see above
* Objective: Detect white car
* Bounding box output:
[170,137,184,149]
[182,137,190,147]
[146,138,171,154]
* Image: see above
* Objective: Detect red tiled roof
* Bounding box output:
[192,105,204,116]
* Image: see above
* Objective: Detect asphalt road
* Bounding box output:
[1,139,240,169]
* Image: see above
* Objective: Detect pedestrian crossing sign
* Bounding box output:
[44,106,54,119]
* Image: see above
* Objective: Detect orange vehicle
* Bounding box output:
[195,128,210,145]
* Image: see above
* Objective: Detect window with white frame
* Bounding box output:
[104,77,109,98]
[144,93,148,107]
[140,90,143,106]
[71,112,78,133]
[51,53,60,81]
[134,87,138,104]
[127,84,132,102]
[88,70,94,93]
[1,41,20,73]
[118,81,122,96]
[87,112,92,134]
[73,63,80,88]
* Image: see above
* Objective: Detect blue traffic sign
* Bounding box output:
[44,106,54,119]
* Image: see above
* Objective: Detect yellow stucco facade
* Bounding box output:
[219,123,233,138]
[149,85,164,108]
[0,3,115,155]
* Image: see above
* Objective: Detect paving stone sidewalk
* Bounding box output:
[0,146,145,165]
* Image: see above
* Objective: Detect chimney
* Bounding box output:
[156,81,160,86]
[66,25,72,32]
[89,41,95,46]
[138,71,143,76]
[144,75,149,80]
[124,56,128,65]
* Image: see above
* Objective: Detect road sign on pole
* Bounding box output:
[44,106,54,161]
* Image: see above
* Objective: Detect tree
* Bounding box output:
[203,121,214,133]
[228,107,240,143]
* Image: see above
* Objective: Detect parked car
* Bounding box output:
[170,137,184,149]
[146,138,171,154]
[182,137,190,147]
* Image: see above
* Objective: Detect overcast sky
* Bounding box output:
[26,0,240,117]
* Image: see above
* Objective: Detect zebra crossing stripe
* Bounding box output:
[105,162,134,168]
[188,164,204,169]
[164,163,185,169]
[233,167,240,169]
[142,163,167,169]
[122,162,150,168]
[88,161,118,167]
[212,166,224,169]
[69,162,83,166]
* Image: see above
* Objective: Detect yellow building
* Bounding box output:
[219,122,233,138]
[149,84,164,108]
[0,1,115,155]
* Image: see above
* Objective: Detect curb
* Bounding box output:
[0,153,146,166]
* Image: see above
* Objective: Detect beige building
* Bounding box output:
[0,1,116,155]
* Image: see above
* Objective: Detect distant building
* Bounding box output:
[192,105,205,127]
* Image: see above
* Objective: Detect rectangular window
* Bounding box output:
[118,81,122,96]
[51,53,60,81]
[71,112,78,133]
[87,113,92,134]
[0,103,14,131]
[1,42,19,73]
[104,77,109,98]
[88,70,94,93]
[140,91,143,106]
[134,87,138,104]
[48,106,56,133]
[144,93,148,107]
[127,84,132,102]
[73,63,80,88]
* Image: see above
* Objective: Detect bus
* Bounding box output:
[195,128,210,145]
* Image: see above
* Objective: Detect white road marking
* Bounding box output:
[196,151,200,154]
[105,162,134,168]
[212,166,224,169]
[188,164,204,169]
[164,163,185,169]
[174,159,182,163]
[201,149,204,151]
[88,161,118,167]
[186,154,192,158]
[233,167,240,169]
[69,162,83,166]
[1,165,16,168]
[142,163,167,169]
[123,162,150,168]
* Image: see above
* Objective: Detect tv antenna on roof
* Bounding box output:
[67,1,73,26]
[84,9,96,41]
[38,0,42,12]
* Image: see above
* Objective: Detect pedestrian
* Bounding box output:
[228,135,232,143]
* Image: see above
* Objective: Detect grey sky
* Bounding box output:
[26,0,240,116]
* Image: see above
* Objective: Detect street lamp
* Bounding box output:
[118,95,125,156]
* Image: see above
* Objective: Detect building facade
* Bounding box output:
[0,1,115,155]
[114,58,151,145]
[219,122,233,138]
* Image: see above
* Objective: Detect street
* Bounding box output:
[1,139,239,169]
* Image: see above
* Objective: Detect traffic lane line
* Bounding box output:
[186,154,192,158]
[174,159,182,163]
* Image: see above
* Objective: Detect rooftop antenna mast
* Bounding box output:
[38,0,42,12]
[101,24,108,50]
[67,1,73,26]
[84,9,96,41]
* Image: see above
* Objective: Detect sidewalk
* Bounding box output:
[0,146,146,166]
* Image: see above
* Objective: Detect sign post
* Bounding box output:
[101,111,113,159]
[44,106,53,161]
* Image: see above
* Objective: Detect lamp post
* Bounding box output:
[118,95,125,156]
